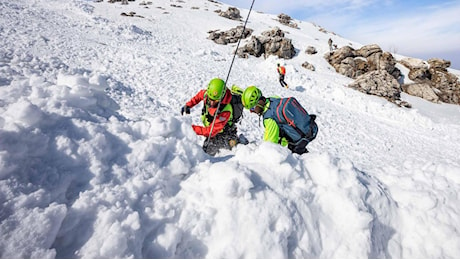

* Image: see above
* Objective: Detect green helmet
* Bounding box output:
[207,78,226,101]
[242,86,262,109]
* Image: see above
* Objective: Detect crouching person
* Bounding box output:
[241,86,318,154]
[181,78,239,156]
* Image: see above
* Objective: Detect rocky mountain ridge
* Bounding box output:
[209,6,460,107]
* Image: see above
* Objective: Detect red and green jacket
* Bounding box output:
[186,88,233,137]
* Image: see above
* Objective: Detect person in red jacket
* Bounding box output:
[181,78,238,155]
[277,63,289,88]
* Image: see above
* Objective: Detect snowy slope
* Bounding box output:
[1,0,459,258]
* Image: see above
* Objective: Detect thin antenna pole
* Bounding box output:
[204,0,256,150]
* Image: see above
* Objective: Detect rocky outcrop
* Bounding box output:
[399,57,427,70]
[355,44,381,58]
[324,44,401,80]
[428,58,451,70]
[208,26,253,45]
[400,57,460,105]
[401,83,439,103]
[326,43,459,106]
[408,67,431,81]
[237,27,296,59]
[349,70,400,101]
[325,44,409,106]
[305,46,317,55]
[302,61,315,71]
[121,12,144,18]
[218,7,241,21]
[277,13,298,29]
[324,46,355,73]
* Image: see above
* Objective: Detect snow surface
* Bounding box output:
[1,0,460,258]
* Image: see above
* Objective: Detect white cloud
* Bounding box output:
[341,2,460,59]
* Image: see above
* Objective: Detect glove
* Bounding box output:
[280,137,289,147]
[181,105,190,115]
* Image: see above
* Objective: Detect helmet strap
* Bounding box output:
[253,97,266,115]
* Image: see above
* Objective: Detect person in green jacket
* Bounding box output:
[241,86,318,154]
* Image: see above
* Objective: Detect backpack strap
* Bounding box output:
[202,93,234,126]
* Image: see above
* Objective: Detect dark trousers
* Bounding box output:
[279,74,288,88]
[202,128,238,156]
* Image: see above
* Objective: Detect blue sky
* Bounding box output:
[219,0,460,69]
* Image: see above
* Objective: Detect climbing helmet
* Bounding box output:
[207,78,226,101]
[241,86,262,109]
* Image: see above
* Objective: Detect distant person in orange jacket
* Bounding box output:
[277,63,288,88]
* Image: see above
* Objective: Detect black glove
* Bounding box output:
[181,105,190,115]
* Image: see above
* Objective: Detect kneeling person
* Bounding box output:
[181,78,238,155]
[241,86,318,154]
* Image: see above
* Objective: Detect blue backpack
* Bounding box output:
[264,97,317,143]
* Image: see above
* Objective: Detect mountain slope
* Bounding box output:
[0,0,459,258]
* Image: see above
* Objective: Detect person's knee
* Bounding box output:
[288,139,308,154]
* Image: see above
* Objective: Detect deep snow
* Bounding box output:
[0,0,459,258]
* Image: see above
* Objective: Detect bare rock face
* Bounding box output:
[208,26,253,45]
[353,57,369,78]
[305,46,317,55]
[402,83,440,103]
[324,44,418,106]
[302,61,315,71]
[408,68,431,81]
[325,44,401,80]
[237,27,296,59]
[429,69,460,104]
[277,13,298,28]
[428,58,451,71]
[237,36,264,58]
[348,70,402,102]
[400,57,460,105]
[399,57,428,70]
[367,52,400,79]
[336,57,356,78]
[356,44,382,58]
[218,7,241,20]
[324,46,355,66]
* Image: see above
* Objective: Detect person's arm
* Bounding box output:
[263,118,280,143]
[263,119,289,146]
[185,89,206,108]
[192,111,231,137]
